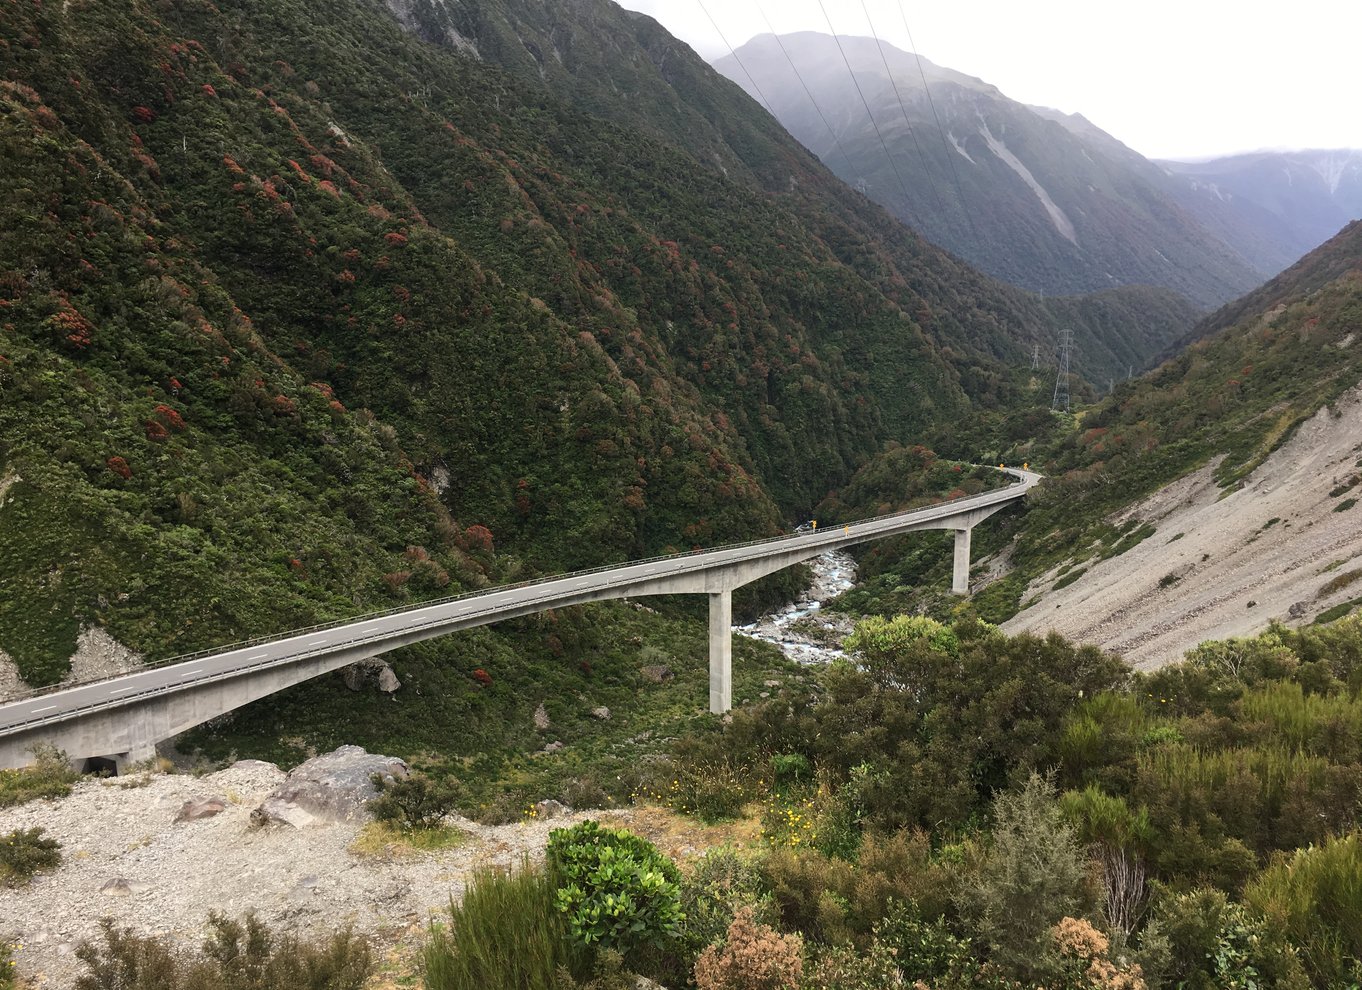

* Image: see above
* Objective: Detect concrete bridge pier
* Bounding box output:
[952,527,973,595]
[708,590,732,714]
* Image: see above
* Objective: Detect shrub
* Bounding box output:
[693,907,802,990]
[367,771,464,831]
[956,773,1092,982]
[74,913,372,990]
[546,821,683,956]
[424,861,582,990]
[0,745,79,807]
[1141,887,1308,990]
[1245,831,1362,987]
[0,828,60,884]
[679,847,775,957]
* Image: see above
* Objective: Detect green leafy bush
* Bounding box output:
[367,771,464,831]
[0,828,61,885]
[546,821,683,956]
[73,913,372,990]
[424,860,583,990]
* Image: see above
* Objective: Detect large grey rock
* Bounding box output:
[174,798,227,823]
[343,659,401,694]
[640,665,674,684]
[250,745,407,828]
[534,702,551,731]
[591,706,611,721]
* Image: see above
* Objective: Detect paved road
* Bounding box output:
[0,469,1041,736]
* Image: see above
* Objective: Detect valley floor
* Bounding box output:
[1005,387,1362,666]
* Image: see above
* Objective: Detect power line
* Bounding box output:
[696,0,776,118]
[860,0,946,216]
[814,0,919,222]
[895,0,981,242]
[754,1,859,180]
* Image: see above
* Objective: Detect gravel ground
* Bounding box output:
[1005,388,1362,668]
[0,762,632,988]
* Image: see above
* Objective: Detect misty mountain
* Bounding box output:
[713,33,1268,308]
[1158,150,1362,274]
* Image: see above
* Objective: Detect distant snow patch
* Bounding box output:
[977,120,1078,245]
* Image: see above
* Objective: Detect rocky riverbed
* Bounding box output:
[736,550,857,665]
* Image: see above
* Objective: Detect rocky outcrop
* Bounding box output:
[250,746,407,829]
[640,665,674,684]
[534,702,550,731]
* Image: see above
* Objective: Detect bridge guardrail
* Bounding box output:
[0,470,1038,730]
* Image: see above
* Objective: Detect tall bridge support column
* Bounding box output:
[952,527,972,595]
[708,590,732,714]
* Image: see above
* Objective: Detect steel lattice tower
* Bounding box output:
[1051,329,1073,412]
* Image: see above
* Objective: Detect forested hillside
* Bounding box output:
[0,0,1201,687]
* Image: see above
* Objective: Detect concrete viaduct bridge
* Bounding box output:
[0,469,1040,771]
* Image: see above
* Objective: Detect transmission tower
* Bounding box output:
[1030,344,1041,370]
[1051,329,1073,413]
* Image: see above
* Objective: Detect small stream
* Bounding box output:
[735,551,857,665]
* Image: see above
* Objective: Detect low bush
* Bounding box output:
[679,847,775,958]
[0,745,79,808]
[73,913,372,990]
[367,771,464,831]
[424,860,583,990]
[546,821,683,957]
[693,906,803,990]
[0,828,60,885]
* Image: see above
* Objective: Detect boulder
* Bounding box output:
[174,797,227,823]
[534,799,571,819]
[542,741,564,753]
[250,745,407,828]
[377,665,401,693]
[534,702,551,731]
[640,665,674,684]
[342,659,401,694]
[1288,601,1309,619]
[590,706,611,721]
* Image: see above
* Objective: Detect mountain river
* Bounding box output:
[735,550,857,665]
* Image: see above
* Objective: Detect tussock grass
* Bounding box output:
[423,859,584,990]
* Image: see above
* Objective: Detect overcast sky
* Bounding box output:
[615,0,1358,161]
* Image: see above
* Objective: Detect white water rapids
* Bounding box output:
[735,550,857,664]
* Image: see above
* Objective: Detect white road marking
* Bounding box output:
[109,686,138,695]
[179,669,202,679]
[29,705,57,714]
[246,653,267,660]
